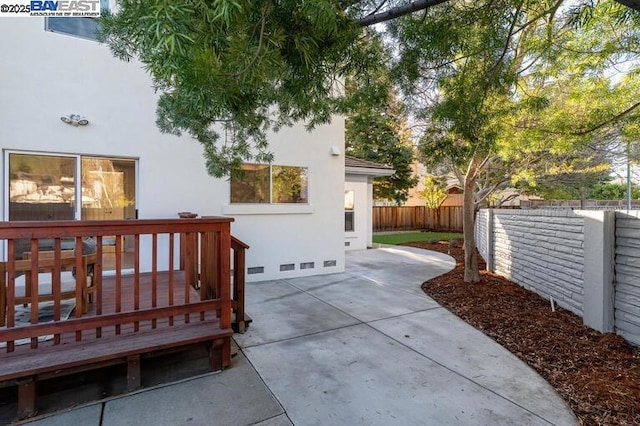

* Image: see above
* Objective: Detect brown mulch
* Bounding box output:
[408,241,640,426]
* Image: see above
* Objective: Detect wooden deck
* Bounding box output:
[0,218,248,419]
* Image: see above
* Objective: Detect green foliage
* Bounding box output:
[100,0,374,177]
[588,182,640,200]
[421,176,447,209]
[344,51,418,205]
[372,232,463,245]
[515,149,613,201]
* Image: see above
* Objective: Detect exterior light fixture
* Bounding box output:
[60,114,89,126]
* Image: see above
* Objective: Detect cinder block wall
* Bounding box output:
[490,210,585,315]
[614,212,640,346]
[476,209,640,346]
[475,210,490,263]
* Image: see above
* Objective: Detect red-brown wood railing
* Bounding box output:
[0,218,233,353]
[231,236,250,332]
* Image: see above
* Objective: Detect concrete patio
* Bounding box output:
[22,246,577,426]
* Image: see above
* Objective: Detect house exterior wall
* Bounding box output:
[0,18,345,282]
[344,174,370,250]
[404,162,426,207]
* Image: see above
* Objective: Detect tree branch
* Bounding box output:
[355,0,450,26]
[233,0,271,78]
[571,100,640,136]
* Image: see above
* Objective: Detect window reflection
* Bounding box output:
[8,153,76,221]
[230,164,308,204]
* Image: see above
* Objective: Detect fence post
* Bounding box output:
[580,210,615,333]
[486,209,495,273]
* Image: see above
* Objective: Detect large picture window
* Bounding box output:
[231,164,308,204]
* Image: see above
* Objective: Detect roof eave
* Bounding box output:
[345,166,395,177]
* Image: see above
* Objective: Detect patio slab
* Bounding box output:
[233,282,360,348]
[100,351,283,426]
[301,276,439,322]
[344,246,456,295]
[369,309,578,426]
[20,404,102,426]
[243,324,553,426]
[252,414,294,426]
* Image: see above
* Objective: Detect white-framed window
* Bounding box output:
[344,190,354,232]
[45,0,109,41]
[230,164,308,204]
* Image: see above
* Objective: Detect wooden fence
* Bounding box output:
[372,206,464,232]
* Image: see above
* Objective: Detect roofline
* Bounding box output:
[345,166,396,177]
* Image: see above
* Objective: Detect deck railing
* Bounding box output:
[0,218,233,352]
[231,236,249,332]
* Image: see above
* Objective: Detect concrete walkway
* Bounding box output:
[23,246,577,426]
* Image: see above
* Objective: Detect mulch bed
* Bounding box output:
[408,241,640,426]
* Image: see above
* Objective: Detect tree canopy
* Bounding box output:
[389,0,640,280]
[344,57,418,204]
[100,1,448,177]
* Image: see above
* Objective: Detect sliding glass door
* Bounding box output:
[5,151,137,268]
[81,157,136,221]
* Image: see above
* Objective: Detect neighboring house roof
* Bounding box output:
[345,156,395,177]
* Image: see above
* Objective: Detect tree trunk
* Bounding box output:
[463,173,480,283]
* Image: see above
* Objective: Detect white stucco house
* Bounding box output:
[0,15,351,282]
[344,157,394,250]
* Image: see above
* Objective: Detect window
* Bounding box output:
[7,153,136,221]
[5,152,138,269]
[46,0,109,40]
[345,190,354,232]
[231,164,308,204]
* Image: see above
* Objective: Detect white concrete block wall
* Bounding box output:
[480,210,585,315]
[475,210,490,263]
[614,212,640,346]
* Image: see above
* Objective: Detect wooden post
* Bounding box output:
[178,212,198,277]
[231,236,249,333]
[17,378,37,419]
[126,355,141,391]
[217,226,231,332]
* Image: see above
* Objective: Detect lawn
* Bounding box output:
[372,232,463,245]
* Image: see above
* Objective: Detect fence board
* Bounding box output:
[373,206,463,232]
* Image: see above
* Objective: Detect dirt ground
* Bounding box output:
[408,241,640,426]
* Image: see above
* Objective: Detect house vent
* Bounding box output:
[247,267,264,275]
[300,262,315,270]
[323,260,337,267]
[280,263,295,271]
[344,242,351,247]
